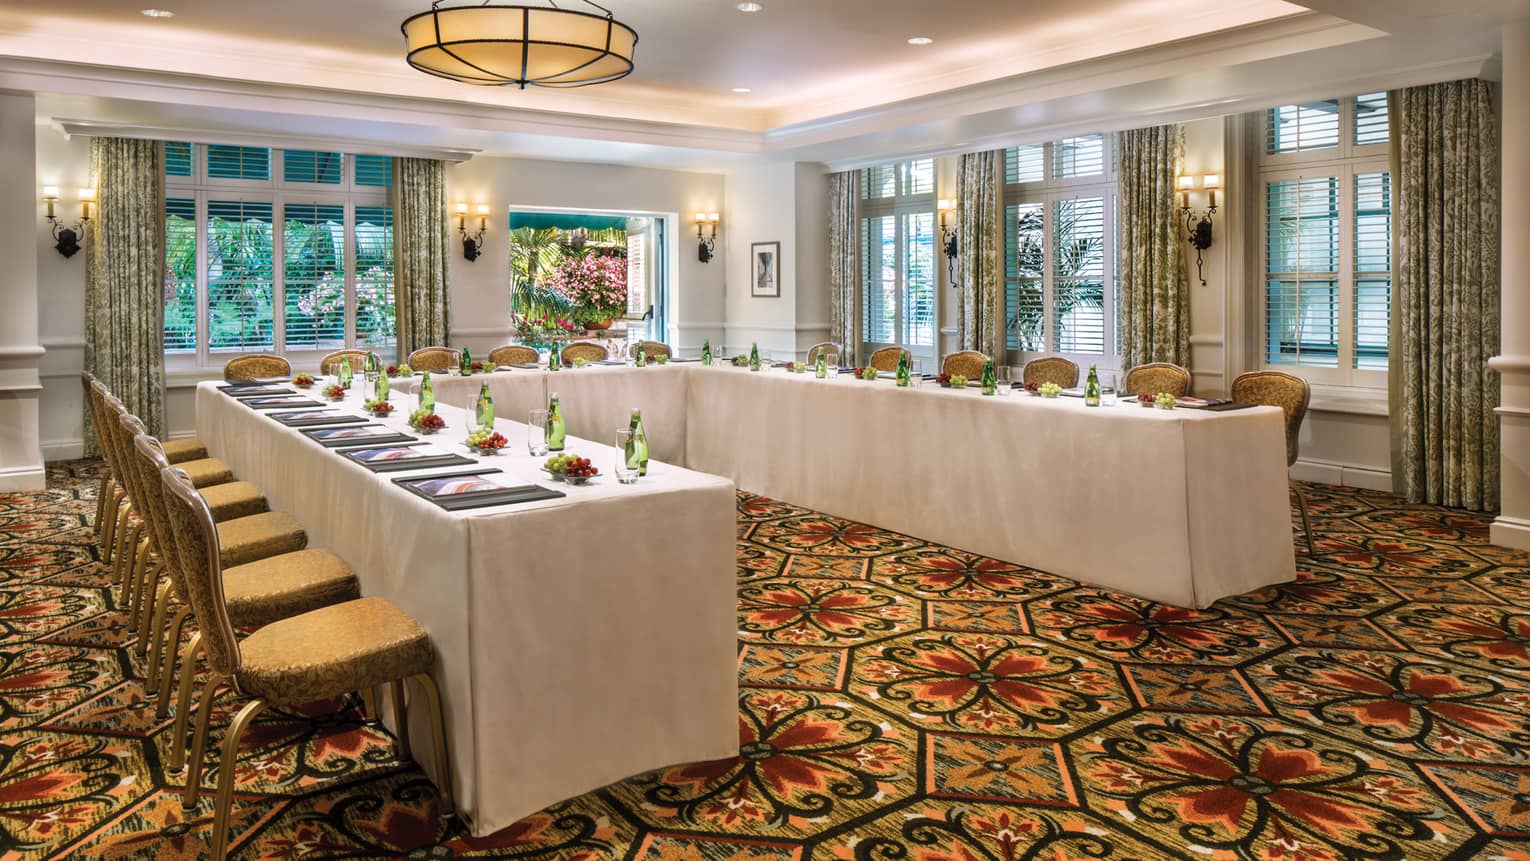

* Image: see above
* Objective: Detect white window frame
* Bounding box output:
[1002,137,1119,369]
[1255,96,1391,389]
[164,145,392,372]
[859,160,938,362]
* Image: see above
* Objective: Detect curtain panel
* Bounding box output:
[827,170,858,363]
[1115,124,1189,369]
[1393,79,1501,511]
[84,137,166,452]
[393,158,452,355]
[955,150,1002,357]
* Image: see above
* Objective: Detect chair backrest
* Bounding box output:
[629,340,672,360]
[93,386,131,498]
[83,376,115,469]
[1123,362,1192,398]
[408,346,457,373]
[488,344,540,366]
[160,464,242,677]
[1022,356,1080,388]
[1230,370,1310,468]
[806,342,842,365]
[867,346,910,373]
[320,349,369,376]
[224,354,291,382]
[561,342,609,364]
[131,433,194,603]
[942,351,990,379]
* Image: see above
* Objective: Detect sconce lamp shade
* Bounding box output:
[454,202,469,214]
[402,3,638,89]
[1176,175,1197,190]
[79,187,96,202]
[42,186,59,199]
[1201,174,1222,189]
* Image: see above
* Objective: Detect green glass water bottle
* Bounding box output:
[546,392,566,451]
[375,366,389,402]
[981,360,997,396]
[548,347,561,372]
[896,351,911,387]
[459,347,472,376]
[815,351,828,379]
[626,408,649,476]
[749,343,761,372]
[420,372,435,413]
[702,339,713,366]
[337,356,353,389]
[636,345,647,367]
[1084,364,1101,407]
[474,383,493,431]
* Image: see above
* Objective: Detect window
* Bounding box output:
[163,144,396,366]
[860,159,936,359]
[1002,134,1118,361]
[1257,93,1390,385]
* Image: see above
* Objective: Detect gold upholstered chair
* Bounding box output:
[1231,370,1316,555]
[806,342,843,366]
[942,351,991,380]
[1022,356,1080,388]
[867,346,910,373]
[159,464,451,860]
[561,341,610,364]
[408,346,458,373]
[1123,362,1193,398]
[489,344,540,366]
[320,349,370,376]
[223,354,291,382]
[629,340,672,360]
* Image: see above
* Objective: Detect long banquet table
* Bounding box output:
[195,382,739,837]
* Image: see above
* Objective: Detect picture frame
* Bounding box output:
[750,241,781,298]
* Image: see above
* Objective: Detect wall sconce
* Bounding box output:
[43,186,93,259]
[694,211,719,263]
[937,198,958,283]
[1177,174,1220,286]
[456,203,488,262]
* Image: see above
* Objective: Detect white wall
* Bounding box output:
[35,124,90,460]
[446,156,726,358]
[0,93,43,489]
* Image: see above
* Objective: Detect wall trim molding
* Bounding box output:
[448,327,515,339]
[0,383,44,395]
[1292,457,1391,492]
[55,119,480,162]
[1495,405,1530,421]
[1488,355,1530,375]
[674,321,727,330]
[0,345,45,359]
[1491,516,1530,553]
[39,336,85,349]
[0,463,46,492]
[42,440,84,462]
[1189,334,1224,347]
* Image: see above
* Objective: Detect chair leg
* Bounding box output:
[1293,484,1316,555]
[360,687,378,723]
[145,583,175,691]
[167,632,203,771]
[156,609,194,719]
[127,542,154,639]
[390,679,411,761]
[100,485,121,559]
[181,671,227,810]
[94,473,113,541]
[412,672,455,820]
[111,510,135,593]
[210,699,268,861]
[134,559,164,655]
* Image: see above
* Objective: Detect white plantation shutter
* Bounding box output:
[1263,176,1339,368]
[282,203,347,348]
[626,230,646,317]
[165,142,192,178]
[862,215,896,343]
[1353,171,1391,370]
[1005,145,1045,185]
[283,150,343,185]
[1353,93,1390,147]
[862,165,896,200]
[206,200,275,351]
[1052,196,1106,353]
[1053,135,1105,179]
[164,198,197,351]
[353,155,394,188]
[902,212,935,347]
[354,205,395,350]
[1266,100,1340,154]
[1004,202,1045,351]
[207,145,271,181]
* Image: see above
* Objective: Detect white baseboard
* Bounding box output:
[1491,516,1530,553]
[42,440,85,462]
[0,463,46,492]
[1291,458,1392,491]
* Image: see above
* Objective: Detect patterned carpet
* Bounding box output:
[4,461,1530,860]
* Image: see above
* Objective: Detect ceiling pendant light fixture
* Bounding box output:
[402,1,638,89]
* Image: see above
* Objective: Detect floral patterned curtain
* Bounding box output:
[84,137,166,452]
[1394,79,1501,511]
[955,150,1001,357]
[393,158,451,355]
[828,170,858,364]
[1116,124,1188,369]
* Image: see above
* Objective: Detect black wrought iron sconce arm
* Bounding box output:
[42,186,93,259]
[456,203,488,262]
[1176,175,1221,287]
[938,199,958,284]
[694,211,719,263]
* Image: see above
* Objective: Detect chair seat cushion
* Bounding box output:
[216,511,307,568]
[199,481,269,522]
[224,549,360,628]
[237,597,433,707]
[160,437,209,464]
[179,458,235,489]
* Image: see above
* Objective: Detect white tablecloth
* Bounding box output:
[195,383,739,836]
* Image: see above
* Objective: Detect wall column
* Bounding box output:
[0,92,43,491]
[1493,18,1530,551]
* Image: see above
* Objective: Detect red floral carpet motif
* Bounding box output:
[2,463,1530,859]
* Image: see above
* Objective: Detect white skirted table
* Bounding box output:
[194,382,739,837]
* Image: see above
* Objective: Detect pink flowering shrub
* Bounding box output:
[545,254,627,324]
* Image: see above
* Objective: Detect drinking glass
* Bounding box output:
[528,409,549,456]
[995,366,1011,396]
[1101,372,1118,407]
[615,429,639,484]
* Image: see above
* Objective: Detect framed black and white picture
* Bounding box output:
[751,241,780,298]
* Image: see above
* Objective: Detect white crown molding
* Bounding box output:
[54,119,481,162]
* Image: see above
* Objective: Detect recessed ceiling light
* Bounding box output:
[907,36,933,45]
[736,2,763,11]
[731,87,752,93]
[140,8,174,17]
